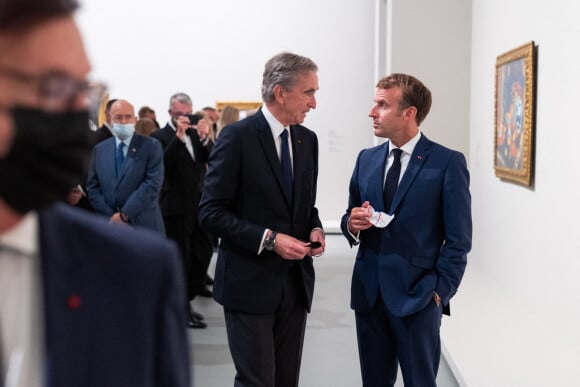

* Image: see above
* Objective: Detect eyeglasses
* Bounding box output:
[0,66,107,112]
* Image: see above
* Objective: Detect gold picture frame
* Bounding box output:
[215,101,262,112]
[494,41,536,186]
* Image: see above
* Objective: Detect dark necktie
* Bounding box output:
[115,142,126,177]
[280,129,293,199]
[383,148,403,212]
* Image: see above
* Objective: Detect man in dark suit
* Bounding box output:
[93,98,117,144]
[151,92,213,328]
[198,52,325,387]
[0,1,190,386]
[341,73,472,387]
[87,99,165,233]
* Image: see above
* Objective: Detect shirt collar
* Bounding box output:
[262,105,288,138]
[390,131,422,156]
[167,120,177,132]
[0,211,38,257]
[115,134,133,148]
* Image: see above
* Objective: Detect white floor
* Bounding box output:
[190,234,459,387]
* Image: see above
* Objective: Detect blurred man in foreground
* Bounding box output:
[0,1,190,386]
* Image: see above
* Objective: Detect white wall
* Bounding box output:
[389,0,472,157]
[442,1,580,385]
[75,0,377,227]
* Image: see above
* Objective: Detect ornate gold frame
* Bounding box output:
[494,41,536,186]
[215,101,262,112]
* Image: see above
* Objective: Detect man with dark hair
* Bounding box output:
[0,1,190,386]
[93,98,117,144]
[199,52,325,387]
[341,73,472,387]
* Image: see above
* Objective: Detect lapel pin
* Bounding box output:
[67,294,82,309]
[417,155,423,160]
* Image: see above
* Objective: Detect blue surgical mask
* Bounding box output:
[112,123,135,140]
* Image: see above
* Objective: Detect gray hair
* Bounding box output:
[261,52,318,103]
[168,92,192,109]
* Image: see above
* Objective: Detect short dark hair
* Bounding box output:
[105,99,118,113]
[376,73,432,125]
[0,0,79,31]
[138,106,155,118]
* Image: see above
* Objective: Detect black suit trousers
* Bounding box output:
[163,213,212,302]
[224,266,307,387]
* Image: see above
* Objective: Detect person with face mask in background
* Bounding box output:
[86,99,165,233]
[0,1,190,386]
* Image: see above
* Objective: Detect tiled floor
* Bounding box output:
[190,234,459,387]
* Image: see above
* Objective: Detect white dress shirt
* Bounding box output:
[0,212,43,387]
[168,120,196,161]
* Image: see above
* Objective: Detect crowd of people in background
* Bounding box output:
[69,92,246,330]
[1,1,471,386]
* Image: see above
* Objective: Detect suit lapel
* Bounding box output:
[289,126,303,211]
[40,206,93,383]
[255,112,292,207]
[373,143,390,212]
[390,134,431,213]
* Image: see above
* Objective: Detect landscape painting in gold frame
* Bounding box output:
[494,41,536,186]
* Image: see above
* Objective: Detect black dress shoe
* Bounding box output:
[188,306,204,321]
[204,274,214,285]
[197,286,213,297]
[192,311,204,321]
[186,316,207,329]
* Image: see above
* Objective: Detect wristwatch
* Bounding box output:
[264,231,277,251]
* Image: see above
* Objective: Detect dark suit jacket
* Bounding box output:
[86,134,165,232]
[93,124,113,145]
[341,134,472,317]
[39,203,189,387]
[198,109,323,314]
[151,124,212,218]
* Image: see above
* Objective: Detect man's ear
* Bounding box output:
[404,106,417,120]
[273,85,285,104]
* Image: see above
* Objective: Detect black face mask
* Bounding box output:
[0,107,91,214]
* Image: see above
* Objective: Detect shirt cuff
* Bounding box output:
[258,229,269,254]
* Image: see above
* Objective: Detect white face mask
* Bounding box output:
[112,123,135,140]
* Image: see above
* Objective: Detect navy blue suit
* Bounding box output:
[86,134,165,233]
[39,203,189,387]
[341,134,472,386]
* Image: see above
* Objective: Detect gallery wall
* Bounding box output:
[442,0,580,385]
[76,0,377,227]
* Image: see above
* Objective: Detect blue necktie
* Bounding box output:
[280,129,293,199]
[383,148,402,213]
[115,142,125,177]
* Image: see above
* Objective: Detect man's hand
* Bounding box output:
[348,200,373,234]
[175,115,190,140]
[110,212,129,226]
[273,233,311,260]
[196,118,209,141]
[309,228,325,257]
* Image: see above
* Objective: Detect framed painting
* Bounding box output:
[494,41,536,186]
[216,101,262,118]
